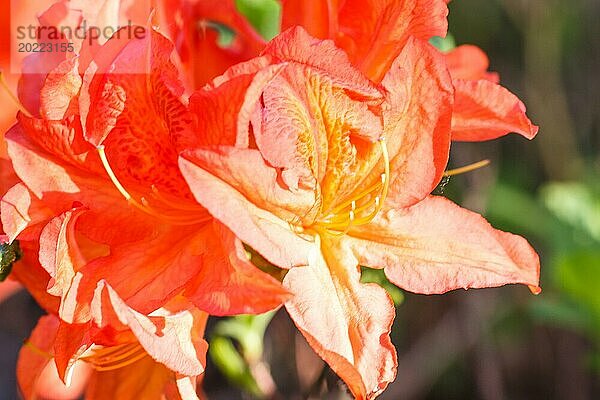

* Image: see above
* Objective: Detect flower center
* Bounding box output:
[97,146,211,225]
[313,137,390,236]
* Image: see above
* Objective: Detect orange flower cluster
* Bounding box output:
[0,1,540,399]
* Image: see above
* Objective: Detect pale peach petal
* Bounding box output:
[263,27,382,99]
[345,196,540,294]
[179,150,314,269]
[284,236,396,399]
[1,183,53,242]
[91,282,208,377]
[444,45,499,83]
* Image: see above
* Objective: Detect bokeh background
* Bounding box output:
[1,0,599,399]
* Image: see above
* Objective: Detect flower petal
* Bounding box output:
[1,182,53,242]
[284,236,397,399]
[262,27,382,99]
[184,222,289,315]
[81,29,195,198]
[346,196,541,294]
[443,45,499,83]
[337,0,449,81]
[451,79,539,141]
[378,38,453,208]
[17,316,57,399]
[84,354,173,400]
[91,283,208,377]
[0,157,19,199]
[9,241,61,314]
[39,57,83,120]
[188,57,284,148]
[5,122,155,246]
[169,0,265,88]
[39,208,89,321]
[281,0,340,39]
[16,315,88,400]
[179,150,314,268]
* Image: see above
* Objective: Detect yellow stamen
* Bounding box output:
[23,340,53,359]
[316,137,390,233]
[97,146,210,225]
[443,159,491,177]
[0,70,33,118]
[81,343,147,372]
[23,340,148,373]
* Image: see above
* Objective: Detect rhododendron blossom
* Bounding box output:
[0,0,541,399]
[179,25,540,398]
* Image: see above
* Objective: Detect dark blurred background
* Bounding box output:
[1,0,599,399]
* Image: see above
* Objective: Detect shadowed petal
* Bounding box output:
[17,315,59,400]
[451,79,539,141]
[337,0,449,82]
[444,45,499,83]
[281,0,340,39]
[184,222,289,315]
[170,0,265,87]
[85,353,174,400]
[179,151,314,268]
[91,283,208,377]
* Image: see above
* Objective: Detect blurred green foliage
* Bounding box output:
[209,312,276,398]
[487,175,600,346]
[236,0,281,40]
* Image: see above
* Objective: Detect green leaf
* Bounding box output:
[213,311,275,362]
[429,33,456,52]
[361,267,404,305]
[555,249,600,339]
[209,311,277,397]
[541,181,600,243]
[209,336,262,396]
[528,297,591,332]
[236,0,281,40]
[0,240,21,282]
[486,183,568,249]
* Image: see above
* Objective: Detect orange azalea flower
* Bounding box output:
[18,298,208,400]
[191,0,535,143]
[1,11,289,397]
[2,18,287,317]
[179,27,540,399]
[285,0,538,142]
